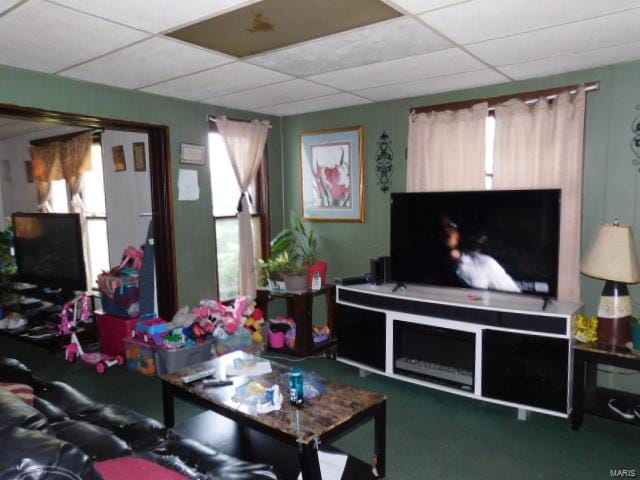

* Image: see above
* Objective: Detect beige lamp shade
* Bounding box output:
[581,223,640,283]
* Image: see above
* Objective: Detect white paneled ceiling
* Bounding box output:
[1,0,640,116]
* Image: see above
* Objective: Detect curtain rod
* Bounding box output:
[411,81,600,116]
[29,128,103,147]
[208,116,272,128]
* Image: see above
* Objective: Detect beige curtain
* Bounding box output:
[215,117,270,297]
[493,87,586,301]
[30,131,93,212]
[407,102,488,192]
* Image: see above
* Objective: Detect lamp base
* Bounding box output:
[596,281,632,349]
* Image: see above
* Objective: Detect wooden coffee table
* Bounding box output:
[161,351,387,479]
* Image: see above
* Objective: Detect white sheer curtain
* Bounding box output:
[407,102,488,192]
[215,117,270,297]
[493,87,586,301]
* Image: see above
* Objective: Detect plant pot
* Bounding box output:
[307,261,328,289]
[267,271,285,291]
[284,273,307,292]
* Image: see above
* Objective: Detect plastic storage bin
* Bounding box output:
[123,337,156,376]
[96,311,138,357]
[154,338,214,376]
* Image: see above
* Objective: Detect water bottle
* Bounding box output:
[289,367,304,406]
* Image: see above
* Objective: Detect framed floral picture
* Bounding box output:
[300,126,364,222]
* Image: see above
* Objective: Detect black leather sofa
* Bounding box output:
[0,357,281,480]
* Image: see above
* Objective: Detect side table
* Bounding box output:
[256,285,337,358]
[571,343,640,429]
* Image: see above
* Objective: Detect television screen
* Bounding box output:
[390,189,561,297]
[12,212,87,291]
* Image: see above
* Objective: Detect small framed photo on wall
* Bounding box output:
[179,143,206,165]
[112,145,126,172]
[133,142,146,172]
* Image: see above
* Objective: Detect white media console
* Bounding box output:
[335,283,583,418]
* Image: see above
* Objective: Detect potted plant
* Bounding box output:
[271,212,327,289]
[267,251,305,292]
[256,253,287,290]
[0,223,16,304]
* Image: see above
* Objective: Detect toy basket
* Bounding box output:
[212,328,265,357]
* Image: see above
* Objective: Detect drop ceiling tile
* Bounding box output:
[141,62,293,101]
[252,93,371,117]
[498,42,640,80]
[0,0,21,14]
[355,69,508,101]
[203,79,338,110]
[467,9,640,67]
[0,0,148,73]
[419,0,640,45]
[60,37,233,89]
[383,0,469,15]
[308,48,485,91]
[247,17,452,77]
[48,0,260,33]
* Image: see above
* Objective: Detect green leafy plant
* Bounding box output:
[0,223,17,303]
[271,211,317,266]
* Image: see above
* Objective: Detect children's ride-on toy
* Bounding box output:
[61,293,124,374]
[131,314,169,345]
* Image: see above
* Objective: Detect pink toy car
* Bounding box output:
[131,316,169,345]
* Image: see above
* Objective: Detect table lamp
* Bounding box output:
[581,221,640,349]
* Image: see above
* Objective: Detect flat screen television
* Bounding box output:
[390,189,561,297]
[12,212,87,291]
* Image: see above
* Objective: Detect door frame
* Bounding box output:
[0,102,177,318]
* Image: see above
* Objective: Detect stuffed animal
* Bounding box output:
[166,306,197,330]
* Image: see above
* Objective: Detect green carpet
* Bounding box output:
[2,335,638,480]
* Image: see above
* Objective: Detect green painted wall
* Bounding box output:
[0,64,285,307]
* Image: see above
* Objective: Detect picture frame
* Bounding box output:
[180,143,206,165]
[133,142,146,172]
[300,125,365,222]
[112,145,126,172]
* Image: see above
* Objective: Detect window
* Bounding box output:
[208,130,269,300]
[49,141,110,287]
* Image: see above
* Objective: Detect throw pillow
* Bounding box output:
[0,382,34,406]
[95,457,188,480]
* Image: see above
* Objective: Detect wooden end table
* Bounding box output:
[571,343,640,430]
[161,351,387,479]
[256,285,337,358]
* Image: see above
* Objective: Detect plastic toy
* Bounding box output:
[131,314,169,345]
[62,293,124,374]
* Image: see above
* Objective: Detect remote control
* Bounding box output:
[202,379,233,387]
[181,369,216,384]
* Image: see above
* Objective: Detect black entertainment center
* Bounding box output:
[336,188,583,418]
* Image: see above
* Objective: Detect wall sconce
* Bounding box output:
[375,131,394,193]
[632,105,640,170]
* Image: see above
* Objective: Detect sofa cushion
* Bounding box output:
[143,435,280,480]
[51,419,132,461]
[76,404,169,451]
[37,381,101,415]
[95,456,188,480]
[0,357,34,385]
[0,389,50,434]
[0,427,103,480]
[33,396,69,423]
[0,382,34,405]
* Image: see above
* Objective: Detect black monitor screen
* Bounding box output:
[390,189,561,298]
[12,212,87,291]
